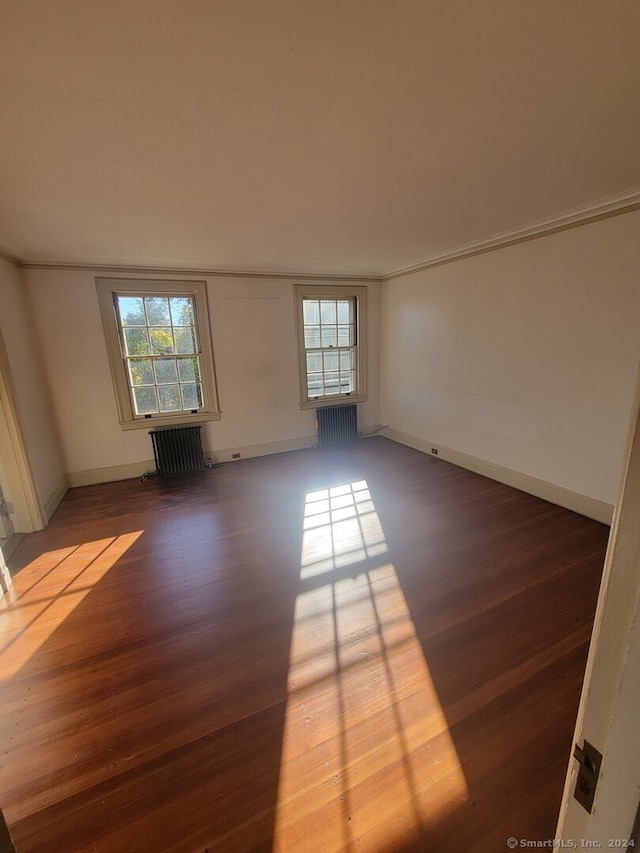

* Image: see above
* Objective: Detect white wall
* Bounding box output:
[380,211,640,506]
[24,270,381,481]
[0,257,65,521]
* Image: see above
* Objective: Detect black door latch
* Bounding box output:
[573,739,602,813]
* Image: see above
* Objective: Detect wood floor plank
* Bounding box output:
[0,438,608,851]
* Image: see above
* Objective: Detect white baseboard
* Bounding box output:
[206,434,317,464]
[43,474,69,522]
[60,428,615,525]
[383,427,614,525]
[67,434,319,487]
[68,459,156,488]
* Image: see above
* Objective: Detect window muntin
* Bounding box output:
[116,294,204,416]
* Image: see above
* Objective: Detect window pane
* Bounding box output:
[178,357,199,383]
[337,300,352,323]
[320,301,336,325]
[307,373,323,396]
[324,373,340,394]
[181,383,203,409]
[158,384,182,412]
[339,366,354,392]
[304,326,321,348]
[323,351,339,372]
[337,325,352,346]
[145,297,170,326]
[339,349,354,370]
[338,346,354,393]
[170,297,194,326]
[303,300,319,324]
[124,328,150,356]
[133,386,159,415]
[174,327,196,354]
[118,297,146,326]
[155,358,178,384]
[342,373,355,392]
[149,328,175,355]
[321,327,337,347]
[128,358,154,386]
[306,352,322,373]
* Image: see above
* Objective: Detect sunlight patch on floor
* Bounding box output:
[274,481,467,851]
[0,532,143,680]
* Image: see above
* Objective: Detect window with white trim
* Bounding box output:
[97,278,220,430]
[295,285,367,409]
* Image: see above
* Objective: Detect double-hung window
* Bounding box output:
[97,278,220,429]
[295,285,367,409]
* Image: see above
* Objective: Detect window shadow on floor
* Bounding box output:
[0,439,609,852]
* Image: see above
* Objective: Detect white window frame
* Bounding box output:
[96,278,221,430]
[294,284,368,410]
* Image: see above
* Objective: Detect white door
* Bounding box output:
[557,366,640,842]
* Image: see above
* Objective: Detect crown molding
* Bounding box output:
[383,188,640,280]
[0,246,20,268]
[18,259,381,283]
[7,187,640,281]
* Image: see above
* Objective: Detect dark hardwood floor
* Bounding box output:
[0,438,609,852]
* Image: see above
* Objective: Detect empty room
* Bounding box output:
[1,1,639,851]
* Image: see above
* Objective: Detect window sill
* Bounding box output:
[298,395,368,411]
[119,411,222,430]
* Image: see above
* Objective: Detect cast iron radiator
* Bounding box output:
[149,425,205,475]
[316,404,358,448]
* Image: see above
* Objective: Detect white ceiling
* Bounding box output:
[1,0,639,276]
